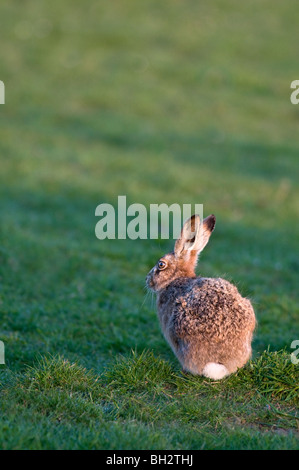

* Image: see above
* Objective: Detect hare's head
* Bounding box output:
[146,214,216,292]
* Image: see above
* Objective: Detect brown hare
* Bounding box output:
[146,214,256,380]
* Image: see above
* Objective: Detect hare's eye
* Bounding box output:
[158,260,167,270]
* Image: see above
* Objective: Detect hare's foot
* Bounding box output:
[202,362,229,380]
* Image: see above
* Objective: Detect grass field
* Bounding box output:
[0,0,298,450]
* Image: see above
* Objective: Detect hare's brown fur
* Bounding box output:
[146,214,256,379]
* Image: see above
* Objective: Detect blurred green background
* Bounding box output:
[0,0,298,450]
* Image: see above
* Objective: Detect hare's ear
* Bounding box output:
[174,214,200,257]
[174,214,216,260]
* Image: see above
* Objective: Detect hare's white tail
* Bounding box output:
[202,363,229,380]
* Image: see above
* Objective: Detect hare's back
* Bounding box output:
[168,277,255,339]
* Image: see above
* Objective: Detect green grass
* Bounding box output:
[0,0,299,450]
[0,352,298,449]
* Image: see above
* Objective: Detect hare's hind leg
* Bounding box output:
[202,362,229,380]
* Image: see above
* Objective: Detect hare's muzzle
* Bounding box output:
[146,269,155,290]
